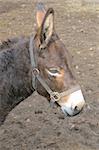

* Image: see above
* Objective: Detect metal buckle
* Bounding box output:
[50,92,60,107]
[50,92,60,102]
[32,68,39,76]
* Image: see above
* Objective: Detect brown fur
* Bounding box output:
[0,5,78,124]
[33,32,77,98]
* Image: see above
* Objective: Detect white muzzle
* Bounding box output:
[60,90,85,116]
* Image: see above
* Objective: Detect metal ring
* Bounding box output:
[50,92,60,102]
[32,68,39,76]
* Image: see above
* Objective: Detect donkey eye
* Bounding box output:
[49,68,60,74]
[46,68,61,77]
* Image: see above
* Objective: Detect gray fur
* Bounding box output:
[0,37,33,123]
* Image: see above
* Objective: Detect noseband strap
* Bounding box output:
[29,36,80,103]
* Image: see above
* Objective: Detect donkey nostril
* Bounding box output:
[74,106,77,110]
[74,106,79,111]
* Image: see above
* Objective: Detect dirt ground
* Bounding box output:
[0,0,99,149]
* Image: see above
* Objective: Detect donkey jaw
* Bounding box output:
[59,90,85,116]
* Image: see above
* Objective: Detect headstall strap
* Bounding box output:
[29,35,81,103]
[29,35,37,90]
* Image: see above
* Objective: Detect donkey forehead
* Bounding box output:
[48,39,65,53]
[40,40,66,62]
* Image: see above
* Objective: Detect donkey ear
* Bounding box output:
[36,3,46,28]
[40,8,54,45]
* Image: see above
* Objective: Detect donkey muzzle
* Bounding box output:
[59,89,85,116]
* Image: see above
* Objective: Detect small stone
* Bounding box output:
[60,38,63,41]
[35,110,43,114]
[70,124,79,131]
[76,51,81,54]
[75,65,79,69]
[78,20,81,23]
[79,29,84,33]
[58,115,65,120]
[88,90,92,94]
[72,25,76,30]
[77,71,80,74]
[13,116,18,119]
[89,47,93,51]
[26,118,30,122]
[21,4,26,8]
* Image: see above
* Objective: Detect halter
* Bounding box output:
[29,35,80,104]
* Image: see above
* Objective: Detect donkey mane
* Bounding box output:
[0,37,28,50]
[0,38,19,50]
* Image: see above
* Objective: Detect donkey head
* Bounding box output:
[32,3,85,116]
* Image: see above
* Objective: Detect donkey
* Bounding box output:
[0,3,85,123]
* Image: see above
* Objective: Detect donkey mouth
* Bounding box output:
[61,105,82,116]
[59,90,85,116]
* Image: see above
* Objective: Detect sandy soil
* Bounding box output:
[0,0,99,149]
